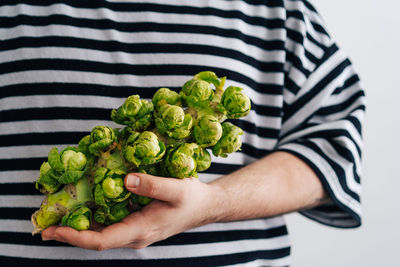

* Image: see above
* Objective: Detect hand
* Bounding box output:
[41,173,223,251]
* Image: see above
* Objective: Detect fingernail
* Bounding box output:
[126,174,140,188]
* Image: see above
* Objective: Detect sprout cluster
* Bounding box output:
[31,71,251,234]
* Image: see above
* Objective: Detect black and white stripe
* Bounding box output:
[0,0,364,266]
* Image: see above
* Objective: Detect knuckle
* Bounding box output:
[175,189,187,203]
[135,230,151,243]
[134,224,157,244]
[95,242,107,251]
[131,242,149,250]
[176,179,195,202]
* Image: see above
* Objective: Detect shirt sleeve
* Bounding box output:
[277,1,365,228]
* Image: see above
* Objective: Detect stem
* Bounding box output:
[215,76,226,98]
[186,104,226,124]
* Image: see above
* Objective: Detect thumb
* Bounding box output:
[124,173,184,203]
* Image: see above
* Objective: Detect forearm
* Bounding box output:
[209,151,330,222]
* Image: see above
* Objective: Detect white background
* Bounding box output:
[284,0,400,266]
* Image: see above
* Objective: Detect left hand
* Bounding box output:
[41,173,223,251]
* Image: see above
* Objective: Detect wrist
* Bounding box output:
[204,180,230,224]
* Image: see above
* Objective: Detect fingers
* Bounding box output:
[42,226,102,250]
[43,226,112,250]
[58,228,104,250]
[125,172,189,203]
[41,226,61,241]
[41,217,143,251]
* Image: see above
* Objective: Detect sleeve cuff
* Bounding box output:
[276,142,361,228]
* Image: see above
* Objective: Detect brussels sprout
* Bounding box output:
[152,88,181,111]
[194,148,211,172]
[47,147,87,184]
[93,207,107,224]
[31,176,93,234]
[59,148,87,184]
[212,122,244,157]
[194,71,226,92]
[61,205,91,231]
[181,79,214,107]
[138,163,161,176]
[131,194,153,206]
[102,177,125,199]
[193,115,223,147]
[163,143,199,178]
[95,149,127,173]
[62,149,86,170]
[89,126,117,156]
[111,95,154,130]
[94,200,130,225]
[93,168,131,206]
[131,100,153,129]
[35,162,61,194]
[108,200,130,223]
[123,131,166,168]
[219,86,251,119]
[155,104,193,139]
[105,151,126,171]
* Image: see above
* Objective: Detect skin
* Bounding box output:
[41,151,329,250]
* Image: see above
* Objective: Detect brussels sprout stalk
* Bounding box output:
[31,70,251,231]
[31,176,93,234]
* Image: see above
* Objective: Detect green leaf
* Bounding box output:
[48,147,64,172]
[93,207,108,224]
[58,170,85,184]
[94,167,108,184]
[78,135,91,154]
[94,184,107,207]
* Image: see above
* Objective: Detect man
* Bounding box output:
[0,0,364,266]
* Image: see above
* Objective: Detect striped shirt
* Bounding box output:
[0,0,365,266]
